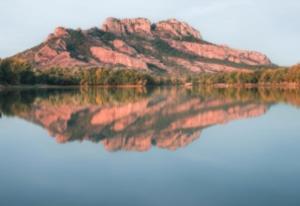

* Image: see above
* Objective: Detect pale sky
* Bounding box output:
[0,0,299,66]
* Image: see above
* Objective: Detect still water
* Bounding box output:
[0,87,300,206]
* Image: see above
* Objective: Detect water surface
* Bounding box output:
[0,87,300,206]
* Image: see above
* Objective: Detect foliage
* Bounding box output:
[78,68,155,86]
[0,59,156,86]
[1,58,300,87]
[0,58,35,84]
[193,66,300,86]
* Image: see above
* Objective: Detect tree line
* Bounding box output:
[193,65,300,86]
[1,58,300,86]
[0,58,156,86]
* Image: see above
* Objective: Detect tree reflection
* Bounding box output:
[1,87,299,151]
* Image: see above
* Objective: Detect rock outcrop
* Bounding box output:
[90,47,147,69]
[13,17,274,74]
[155,19,202,40]
[166,40,271,65]
[102,17,152,36]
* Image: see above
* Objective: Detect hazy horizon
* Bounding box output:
[1,0,299,66]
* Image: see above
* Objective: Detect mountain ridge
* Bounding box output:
[12,17,274,75]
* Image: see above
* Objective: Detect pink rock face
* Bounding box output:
[34,45,58,64]
[54,27,69,37]
[168,57,250,73]
[155,19,202,40]
[167,40,271,65]
[102,17,202,40]
[48,52,87,68]
[102,17,152,36]
[34,45,86,68]
[112,39,137,55]
[15,17,274,72]
[90,47,148,69]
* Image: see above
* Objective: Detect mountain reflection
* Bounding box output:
[1,87,300,152]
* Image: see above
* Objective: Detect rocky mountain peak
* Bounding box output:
[13,17,274,73]
[154,19,202,40]
[46,27,69,40]
[102,17,152,36]
[101,17,202,40]
[54,27,69,37]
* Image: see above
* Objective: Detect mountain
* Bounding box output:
[13,17,273,75]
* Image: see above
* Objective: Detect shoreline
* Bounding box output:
[0,84,149,90]
[1,83,300,91]
[206,83,300,89]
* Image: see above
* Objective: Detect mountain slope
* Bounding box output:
[13,17,273,74]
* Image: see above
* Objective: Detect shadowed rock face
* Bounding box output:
[13,17,273,74]
[0,88,273,152]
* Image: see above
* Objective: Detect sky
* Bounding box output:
[0,0,299,66]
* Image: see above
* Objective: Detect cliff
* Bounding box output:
[13,17,273,75]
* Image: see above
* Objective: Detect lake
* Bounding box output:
[0,87,300,206]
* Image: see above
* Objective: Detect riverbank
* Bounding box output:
[1,58,300,88]
[206,82,300,89]
[1,83,300,91]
